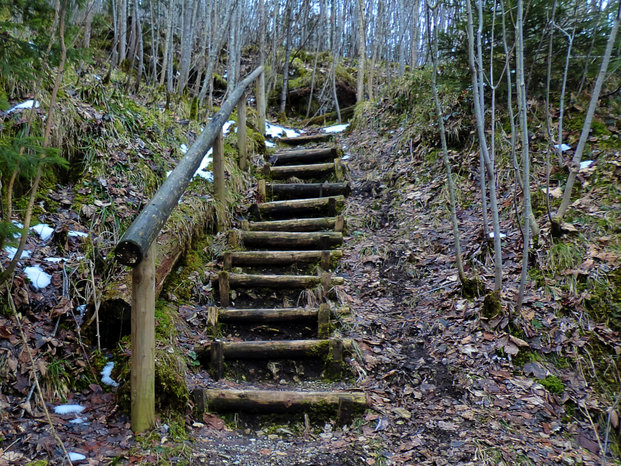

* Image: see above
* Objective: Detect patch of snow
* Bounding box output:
[6,100,40,114]
[488,232,507,239]
[579,160,594,170]
[554,143,572,152]
[54,404,85,415]
[31,223,54,241]
[222,120,236,136]
[44,257,64,263]
[24,266,51,290]
[180,144,188,154]
[342,155,351,161]
[193,148,214,181]
[4,247,31,260]
[94,75,102,81]
[265,122,301,139]
[68,231,88,238]
[68,452,86,462]
[101,362,119,387]
[323,123,349,134]
[69,417,87,424]
[77,304,87,318]
[265,141,276,148]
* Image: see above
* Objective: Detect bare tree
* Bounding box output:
[466,0,503,294]
[557,1,620,218]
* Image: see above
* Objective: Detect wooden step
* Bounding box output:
[216,272,344,288]
[243,216,345,232]
[222,250,342,269]
[267,182,351,200]
[204,338,347,380]
[252,196,345,218]
[210,304,342,338]
[264,159,344,180]
[229,230,343,249]
[269,147,339,166]
[278,134,334,145]
[214,305,349,323]
[216,270,342,306]
[193,388,367,417]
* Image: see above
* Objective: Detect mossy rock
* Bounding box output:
[481,291,502,319]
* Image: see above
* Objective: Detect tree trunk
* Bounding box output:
[557,1,620,218]
[356,0,365,102]
[279,0,293,115]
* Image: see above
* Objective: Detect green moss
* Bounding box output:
[538,375,564,394]
[481,291,502,319]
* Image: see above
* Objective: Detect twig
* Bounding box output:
[7,290,73,466]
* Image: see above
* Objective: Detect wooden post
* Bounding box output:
[318,304,331,338]
[219,271,230,307]
[257,70,266,137]
[210,340,224,380]
[326,339,344,378]
[223,252,233,270]
[334,215,345,232]
[237,95,248,170]
[131,243,156,433]
[213,130,225,231]
[257,179,266,203]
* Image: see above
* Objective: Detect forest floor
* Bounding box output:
[1,102,618,464]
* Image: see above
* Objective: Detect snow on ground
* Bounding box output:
[180,144,188,154]
[4,247,31,260]
[222,120,236,135]
[194,148,214,181]
[54,404,85,415]
[68,231,88,238]
[68,452,86,462]
[31,223,54,241]
[101,362,119,387]
[554,143,572,152]
[580,160,594,170]
[24,266,51,290]
[488,231,507,239]
[265,122,301,139]
[265,140,276,148]
[6,100,39,114]
[323,123,349,133]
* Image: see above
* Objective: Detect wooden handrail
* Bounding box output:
[115,65,264,267]
[113,65,264,434]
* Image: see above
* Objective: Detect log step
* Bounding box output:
[252,196,345,218]
[264,159,344,180]
[205,338,348,380]
[214,305,349,323]
[223,250,342,268]
[269,147,339,166]
[229,230,343,249]
[267,182,351,200]
[193,388,367,415]
[205,338,344,359]
[243,216,345,232]
[217,272,344,288]
[278,134,334,145]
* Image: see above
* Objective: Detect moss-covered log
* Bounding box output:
[223,250,342,268]
[253,196,345,218]
[268,182,350,200]
[278,133,334,145]
[233,230,343,249]
[244,216,344,232]
[193,388,367,414]
[269,147,339,165]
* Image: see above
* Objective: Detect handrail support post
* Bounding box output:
[131,242,156,433]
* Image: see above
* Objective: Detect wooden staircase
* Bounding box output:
[193,136,366,424]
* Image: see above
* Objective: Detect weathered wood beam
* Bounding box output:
[264,162,337,180]
[245,216,344,232]
[267,182,351,200]
[278,133,334,145]
[115,65,264,267]
[253,196,345,217]
[269,147,338,166]
[216,273,344,288]
[223,250,342,268]
[193,388,367,413]
[235,230,343,249]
